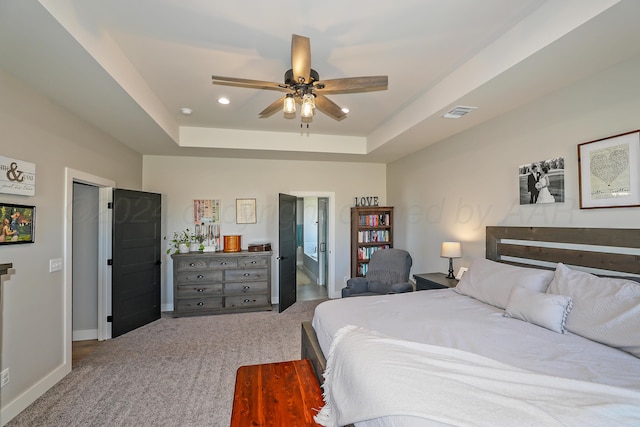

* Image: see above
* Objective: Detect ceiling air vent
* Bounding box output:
[442,105,477,119]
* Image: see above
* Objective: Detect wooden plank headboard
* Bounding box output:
[486,226,640,275]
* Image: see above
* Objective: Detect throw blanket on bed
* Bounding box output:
[314,325,640,427]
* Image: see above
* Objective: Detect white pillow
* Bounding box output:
[504,287,572,334]
[547,263,640,357]
[454,257,554,309]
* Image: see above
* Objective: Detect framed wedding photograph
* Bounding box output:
[236,198,257,224]
[518,157,565,205]
[0,203,35,244]
[578,129,640,209]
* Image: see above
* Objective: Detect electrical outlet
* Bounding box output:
[0,368,9,388]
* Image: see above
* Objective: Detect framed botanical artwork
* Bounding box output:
[236,198,257,224]
[578,130,640,209]
[0,203,35,244]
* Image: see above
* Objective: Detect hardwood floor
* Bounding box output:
[72,340,102,368]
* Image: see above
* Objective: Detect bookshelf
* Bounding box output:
[350,206,394,277]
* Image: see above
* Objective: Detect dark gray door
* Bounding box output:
[112,189,161,337]
[278,193,297,312]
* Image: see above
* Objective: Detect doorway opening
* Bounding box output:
[295,196,328,301]
[65,168,114,372]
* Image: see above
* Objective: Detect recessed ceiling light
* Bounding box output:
[180,107,193,116]
[341,107,349,114]
[218,97,230,105]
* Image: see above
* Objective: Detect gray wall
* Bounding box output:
[143,156,387,304]
[387,55,640,276]
[0,69,142,422]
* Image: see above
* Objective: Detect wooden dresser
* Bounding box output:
[171,251,272,317]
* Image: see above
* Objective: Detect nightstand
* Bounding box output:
[413,272,458,291]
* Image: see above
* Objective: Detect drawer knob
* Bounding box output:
[243,273,250,277]
[251,261,257,264]
[197,275,204,279]
[243,299,250,303]
[189,263,195,267]
[220,262,227,265]
[243,285,250,290]
[197,302,204,307]
[197,288,204,292]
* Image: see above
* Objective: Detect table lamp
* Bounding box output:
[441,241,462,279]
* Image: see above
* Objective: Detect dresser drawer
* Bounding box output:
[209,258,238,269]
[238,256,270,267]
[176,283,223,298]
[176,297,223,311]
[176,270,223,283]
[226,294,270,308]
[175,258,208,271]
[226,268,269,282]
[225,281,268,294]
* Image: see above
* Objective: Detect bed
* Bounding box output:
[301,226,640,427]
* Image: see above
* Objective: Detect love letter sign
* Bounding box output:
[354,196,379,207]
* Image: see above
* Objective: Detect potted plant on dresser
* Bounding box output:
[165,229,192,254]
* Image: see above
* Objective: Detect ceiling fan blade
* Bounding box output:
[291,34,311,83]
[259,96,287,118]
[211,75,288,92]
[314,94,347,121]
[316,76,388,94]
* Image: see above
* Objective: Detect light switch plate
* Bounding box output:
[49,258,63,272]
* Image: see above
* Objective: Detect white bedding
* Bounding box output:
[311,290,640,427]
[315,325,640,427]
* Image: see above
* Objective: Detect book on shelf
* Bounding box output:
[357,245,391,260]
[357,230,390,243]
[358,214,390,227]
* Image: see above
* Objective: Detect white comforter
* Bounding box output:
[315,325,640,427]
[312,290,640,390]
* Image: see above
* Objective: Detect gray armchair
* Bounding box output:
[342,248,413,297]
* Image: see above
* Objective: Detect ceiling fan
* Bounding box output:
[211,34,388,123]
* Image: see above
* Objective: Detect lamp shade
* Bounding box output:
[441,241,462,258]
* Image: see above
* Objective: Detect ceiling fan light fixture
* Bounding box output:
[300,93,315,118]
[283,94,296,114]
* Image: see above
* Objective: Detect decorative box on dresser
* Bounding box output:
[351,206,394,277]
[171,251,272,317]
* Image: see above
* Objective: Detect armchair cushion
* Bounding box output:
[342,249,413,297]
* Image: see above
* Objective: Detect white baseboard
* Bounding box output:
[1,362,70,426]
[72,329,98,341]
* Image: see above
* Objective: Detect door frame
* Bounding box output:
[64,168,114,368]
[288,191,337,299]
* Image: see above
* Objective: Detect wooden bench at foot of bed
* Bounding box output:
[230,359,324,426]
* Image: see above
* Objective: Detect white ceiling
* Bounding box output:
[1,0,640,162]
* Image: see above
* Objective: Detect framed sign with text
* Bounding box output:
[0,156,35,196]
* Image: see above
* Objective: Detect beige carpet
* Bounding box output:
[7,299,326,427]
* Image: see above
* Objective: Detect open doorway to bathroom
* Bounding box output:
[296,197,328,301]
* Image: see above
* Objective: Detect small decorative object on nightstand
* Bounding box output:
[413,272,458,291]
[441,241,462,279]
